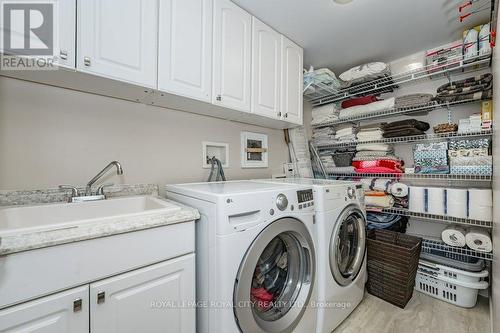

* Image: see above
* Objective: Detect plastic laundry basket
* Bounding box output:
[415,260,489,308]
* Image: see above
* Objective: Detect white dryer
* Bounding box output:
[166,181,318,333]
[259,178,367,333]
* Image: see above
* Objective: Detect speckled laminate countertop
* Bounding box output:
[0,185,200,256]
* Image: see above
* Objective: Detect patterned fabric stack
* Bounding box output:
[413,142,449,174]
[448,138,492,175]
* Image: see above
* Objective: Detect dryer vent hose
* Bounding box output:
[207,157,226,182]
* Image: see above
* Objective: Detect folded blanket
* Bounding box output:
[383,119,430,131]
[356,143,392,152]
[382,128,425,138]
[357,167,403,174]
[359,123,387,131]
[357,130,384,141]
[395,93,434,109]
[341,95,379,109]
[365,194,395,208]
[339,98,395,120]
[355,150,394,157]
[435,74,493,103]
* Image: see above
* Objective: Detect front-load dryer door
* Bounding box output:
[233,218,315,333]
[329,206,366,287]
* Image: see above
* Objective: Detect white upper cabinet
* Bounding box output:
[251,17,281,119]
[213,0,252,112]
[0,0,75,68]
[0,286,89,333]
[90,254,196,333]
[77,0,158,88]
[158,0,213,102]
[281,36,303,125]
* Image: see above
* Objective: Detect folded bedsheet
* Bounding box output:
[341,95,379,109]
[395,93,434,109]
[339,98,395,120]
[356,143,392,152]
[383,119,430,131]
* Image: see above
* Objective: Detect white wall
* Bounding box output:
[0,77,289,190]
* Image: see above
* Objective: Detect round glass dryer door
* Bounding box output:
[233,218,315,333]
[329,206,366,286]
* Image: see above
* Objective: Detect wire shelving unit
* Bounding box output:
[324,172,492,182]
[307,55,491,106]
[421,239,493,261]
[367,207,493,228]
[315,130,493,150]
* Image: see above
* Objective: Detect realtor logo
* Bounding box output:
[3,2,53,55]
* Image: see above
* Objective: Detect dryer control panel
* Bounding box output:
[297,189,314,210]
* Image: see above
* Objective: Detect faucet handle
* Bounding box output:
[96,183,115,196]
[59,185,79,197]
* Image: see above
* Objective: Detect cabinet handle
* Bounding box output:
[97,291,105,304]
[284,113,288,118]
[73,298,82,312]
[216,95,222,101]
[277,112,282,117]
[84,57,91,67]
[59,50,68,60]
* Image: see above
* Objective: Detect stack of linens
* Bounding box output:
[334,124,357,143]
[312,127,335,146]
[353,143,403,173]
[356,123,385,142]
[311,103,340,125]
[339,98,395,120]
[382,119,430,138]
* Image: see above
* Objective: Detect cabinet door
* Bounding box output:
[0,0,75,68]
[213,0,252,112]
[90,254,196,333]
[77,0,158,88]
[251,17,281,119]
[0,286,89,333]
[281,36,303,125]
[158,0,212,102]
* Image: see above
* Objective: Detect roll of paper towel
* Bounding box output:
[466,228,493,252]
[469,205,493,221]
[468,189,493,206]
[426,187,445,215]
[409,186,425,213]
[390,182,409,197]
[441,225,467,247]
[446,188,468,218]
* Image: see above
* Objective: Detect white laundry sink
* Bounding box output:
[0,196,180,236]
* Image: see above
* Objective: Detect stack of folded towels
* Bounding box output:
[356,123,385,142]
[312,127,335,146]
[311,103,340,125]
[334,124,357,143]
[382,119,430,138]
[352,143,404,173]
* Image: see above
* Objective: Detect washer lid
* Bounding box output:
[330,206,366,286]
[233,217,315,333]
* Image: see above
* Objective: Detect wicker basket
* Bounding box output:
[366,230,422,308]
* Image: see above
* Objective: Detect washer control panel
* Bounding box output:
[297,189,314,210]
[276,193,289,211]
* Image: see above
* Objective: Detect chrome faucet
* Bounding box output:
[59,161,124,203]
[86,161,123,195]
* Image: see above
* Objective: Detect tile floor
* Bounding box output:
[334,291,490,333]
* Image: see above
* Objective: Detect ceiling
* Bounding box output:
[232,0,490,73]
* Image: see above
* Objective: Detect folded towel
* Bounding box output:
[341,95,379,109]
[365,194,395,208]
[339,98,395,120]
[395,93,434,109]
[356,143,392,152]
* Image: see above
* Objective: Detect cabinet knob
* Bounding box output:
[59,50,68,60]
[73,298,82,312]
[216,95,222,101]
[97,291,105,304]
[84,57,91,67]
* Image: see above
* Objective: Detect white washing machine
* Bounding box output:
[166,180,318,333]
[259,178,367,333]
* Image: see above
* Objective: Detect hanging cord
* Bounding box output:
[207,157,226,182]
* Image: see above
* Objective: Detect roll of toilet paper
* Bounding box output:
[468,189,493,206]
[390,182,409,197]
[441,225,467,247]
[427,187,445,215]
[409,186,426,213]
[466,228,493,252]
[446,188,468,218]
[469,205,493,221]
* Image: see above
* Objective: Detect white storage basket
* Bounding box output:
[415,260,488,308]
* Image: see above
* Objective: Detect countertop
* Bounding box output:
[0,185,200,256]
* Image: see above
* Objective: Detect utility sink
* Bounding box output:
[0,196,181,236]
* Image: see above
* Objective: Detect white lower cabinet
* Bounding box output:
[0,254,195,333]
[90,254,196,333]
[0,286,89,333]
